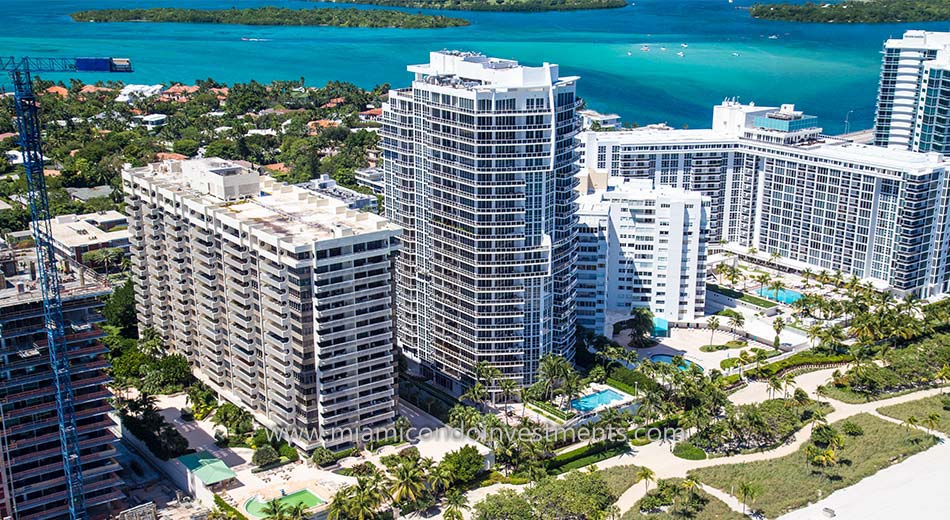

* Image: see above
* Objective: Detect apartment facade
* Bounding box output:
[123,159,401,450]
[382,51,580,392]
[0,247,124,520]
[579,101,950,298]
[576,179,709,335]
[874,30,950,152]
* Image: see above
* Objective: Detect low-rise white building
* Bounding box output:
[297,174,378,213]
[576,178,709,334]
[47,210,130,263]
[579,109,622,130]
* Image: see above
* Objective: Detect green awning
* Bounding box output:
[177,452,237,486]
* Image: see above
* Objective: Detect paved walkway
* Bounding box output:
[601,385,947,517]
[455,370,946,520]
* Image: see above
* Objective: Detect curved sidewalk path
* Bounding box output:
[601,383,947,516]
[438,373,945,520]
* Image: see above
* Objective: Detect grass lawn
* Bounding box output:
[877,394,950,434]
[621,478,744,520]
[688,413,937,518]
[707,283,777,309]
[598,464,647,496]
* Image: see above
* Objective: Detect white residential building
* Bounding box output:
[874,30,950,152]
[578,109,622,130]
[579,100,950,298]
[47,210,130,264]
[297,174,379,213]
[382,51,580,392]
[576,178,709,336]
[122,158,401,450]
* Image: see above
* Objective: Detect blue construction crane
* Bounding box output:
[1,56,132,520]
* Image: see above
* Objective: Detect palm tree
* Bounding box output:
[769,251,782,269]
[706,316,720,346]
[348,477,385,520]
[737,350,753,379]
[499,378,517,405]
[262,500,289,520]
[737,481,759,515]
[389,459,425,507]
[680,477,699,501]
[782,373,796,399]
[441,489,469,520]
[715,262,729,284]
[772,316,785,348]
[461,382,488,412]
[286,503,309,520]
[902,415,920,436]
[557,369,584,409]
[766,279,786,302]
[767,376,782,399]
[635,467,655,493]
[727,313,745,335]
[428,463,455,494]
[926,413,941,434]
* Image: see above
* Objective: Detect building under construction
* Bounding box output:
[0,245,124,519]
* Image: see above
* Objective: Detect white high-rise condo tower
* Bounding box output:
[123,159,401,450]
[382,51,581,393]
[580,101,950,299]
[874,30,950,152]
[576,178,710,336]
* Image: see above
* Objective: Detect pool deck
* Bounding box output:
[574,383,636,414]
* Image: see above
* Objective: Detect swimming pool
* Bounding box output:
[244,489,325,518]
[650,354,704,372]
[757,287,803,305]
[571,389,625,412]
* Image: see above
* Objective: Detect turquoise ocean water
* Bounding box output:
[2,0,949,132]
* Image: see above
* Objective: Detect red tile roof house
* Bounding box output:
[359,108,383,122]
[43,86,68,98]
[321,96,347,109]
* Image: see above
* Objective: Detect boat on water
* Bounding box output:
[681,43,688,48]
[241,37,270,42]
[640,45,650,52]
[660,47,668,51]
[768,35,779,40]
[677,51,685,57]
[732,52,740,57]
[627,51,632,56]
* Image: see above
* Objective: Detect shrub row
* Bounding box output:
[548,440,629,473]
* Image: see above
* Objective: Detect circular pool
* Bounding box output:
[650,354,703,372]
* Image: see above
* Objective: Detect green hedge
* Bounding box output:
[673,441,706,460]
[548,440,629,473]
[750,352,851,379]
[606,377,638,397]
[214,494,249,520]
[608,365,660,394]
[527,399,574,421]
[707,283,777,308]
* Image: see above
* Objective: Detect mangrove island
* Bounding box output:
[316,0,627,12]
[750,0,950,24]
[70,7,470,29]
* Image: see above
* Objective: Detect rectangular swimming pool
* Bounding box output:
[757,287,803,305]
[571,389,624,412]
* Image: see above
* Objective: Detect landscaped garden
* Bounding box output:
[623,478,744,520]
[689,413,937,518]
[685,395,832,456]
